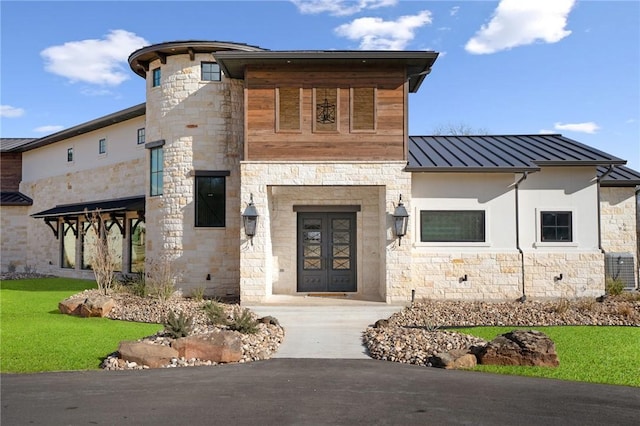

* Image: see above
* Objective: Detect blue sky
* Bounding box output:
[1,0,638,170]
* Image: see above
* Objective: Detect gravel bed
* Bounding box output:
[364,296,640,366]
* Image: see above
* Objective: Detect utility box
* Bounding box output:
[604,253,637,290]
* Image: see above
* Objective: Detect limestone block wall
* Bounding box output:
[144,53,244,298]
[410,252,522,301]
[600,186,638,268]
[240,161,411,303]
[0,206,30,271]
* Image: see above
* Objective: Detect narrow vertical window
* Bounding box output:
[98,138,107,154]
[277,87,301,131]
[152,68,161,87]
[129,218,145,273]
[150,147,163,196]
[137,128,145,145]
[61,221,76,269]
[201,62,221,81]
[351,87,376,131]
[67,147,73,162]
[195,174,226,227]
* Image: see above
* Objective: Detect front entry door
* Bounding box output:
[297,213,356,292]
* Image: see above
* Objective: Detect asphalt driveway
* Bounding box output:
[2,359,638,425]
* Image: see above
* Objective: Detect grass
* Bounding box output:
[0,278,162,373]
[454,326,640,387]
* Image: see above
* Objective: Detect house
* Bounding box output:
[1,40,638,303]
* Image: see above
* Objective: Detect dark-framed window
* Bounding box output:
[201,62,221,81]
[420,210,485,242]
[137,128,145,145]
[150,147,163,196]
[67,147,73,162]
[541,211,572,242]
[61,221,76,269]
[129,218,145,273]
[99,138,106,154]
[195,171,228,227]
[152,68,161,87]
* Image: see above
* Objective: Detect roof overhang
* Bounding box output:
[31,196,145,219]
[0,191,33,206]
[405,166,540,173]
[213,50,439,93]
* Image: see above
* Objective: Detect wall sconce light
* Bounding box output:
[392,194,409,246]
[459,274,468,282]
[242,193,259,243]
[554,273,563,282]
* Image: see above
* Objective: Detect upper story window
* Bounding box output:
[152,68,161,87]
[201,62,221,81]
[149,147,163,196]
[276,87,301,132]
[541,211,572,242]
[420,210,485,242]
[194,172,229,227]
[137,128,145,145]
[98,138,107,154]
[314,88,339,132]
[67,147,74,162]
[351,87,376,131]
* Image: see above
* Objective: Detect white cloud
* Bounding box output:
[554,121,600,134]
[450,6,460,17]
[625,118,637,124]
[335,10,432,50]
[538,129,556,134]
[465,0,575,55]
[1,105,25,118]
[80,87,115,97]
[34,125,64,133]
[41,30,148,86]
[291,0,397,16]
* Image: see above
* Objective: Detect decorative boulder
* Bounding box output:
[79,295,115,317]
[430,349,477,370]
[477,329,559,367]
[172,330,243,363]
[118,341,179,368]
[58,298,84,315]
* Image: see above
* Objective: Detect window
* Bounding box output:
[201,62,221,81]
[351,87,376,131]
[129,219,145,273]
[314,88,338,132]
[137,128,145,145]
[276,87,301,131]
[195,173,227,227]
[67,147,73,162]
[81,222,97,270]
[541,211,572,242]
[421,210,485,242]
[61,221,76,269]
[81,219,122,272]
[152,68,161,87]
[98,138,107,154]
[150,147,163,196]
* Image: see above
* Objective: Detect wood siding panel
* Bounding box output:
[1,153,22,191]
[245,65,407,161]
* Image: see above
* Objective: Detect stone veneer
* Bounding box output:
[239,161,411,303]
[0,206,30,271]
[144,53,244,298]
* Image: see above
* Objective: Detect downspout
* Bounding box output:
[596,165,615,254]
[515,171,530,302]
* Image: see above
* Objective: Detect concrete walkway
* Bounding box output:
[245,296,404,359]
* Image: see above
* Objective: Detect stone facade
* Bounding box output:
[0,206,30,271]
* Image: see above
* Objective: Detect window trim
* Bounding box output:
[98,138,107,155]
[194,171,229,228]
[275,87,302,133]
[152,67,161,87]
[350,87,377,133]
[536,209,575,245]
[419,210,486,243]
[137,128,146,145]
[201,62,221,82]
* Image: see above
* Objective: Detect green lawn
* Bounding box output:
[0,278,161,373]
[455,326,640,387]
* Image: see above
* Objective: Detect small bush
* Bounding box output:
[605,277,625,296]
[190,286,206,301]
[551,298,571,314]
[128,272,147,298]
[227,306,259,334]
[616,303,634,318]
[575,298,596,312]
[164,310,194,339]
[146,257,178,302]
[7,262,17,273]
[23,264,36,274]
[202,300,228,326]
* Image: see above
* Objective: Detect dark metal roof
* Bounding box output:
[0,191,33,206]
[31,196,145,218]
[0,138,36,152]
[213,50,439,93]
[128,40,266,78]
[407,134,626,172]
[17,104,146,152]
[598,165,640,187]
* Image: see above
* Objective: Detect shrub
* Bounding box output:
[202,300,228,326]
[190,286,206,301]
[84,210,116,295]
[227,306,259,334]
[164,310,194,339]
[23,264,37,274]
[7,262,16,273]
[551,298,571,314]
[605,277,625,296]
[146,256,179,302]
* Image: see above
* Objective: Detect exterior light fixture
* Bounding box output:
[392,194,409,245]
[316,89,336,124]
[242,193,259,243]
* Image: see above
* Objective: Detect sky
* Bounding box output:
[1,0,638,170]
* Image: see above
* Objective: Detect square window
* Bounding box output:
[67,147,73,162]
[420,210,485,242]
[152,68,161,87]
[150,147,163,196]
[195,175,226,227]
[201,62,221,81]
[99,138,106,154]
[137,128,145,145]
[540,211,572,242]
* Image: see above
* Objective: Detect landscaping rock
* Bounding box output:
[79,295,115,317]
[477,329,559,367]
[172,330,243,363]
[258,316,280,327]
[374,319,389,328]
[117,341,179,368]
[58,298,84,315]
[430,349,477,369]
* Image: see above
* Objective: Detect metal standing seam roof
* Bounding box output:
[0,191,33,206]
[0,138,37,152]
[598,165,640,187]
[31,196,145,218]
[407,134,627,172]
